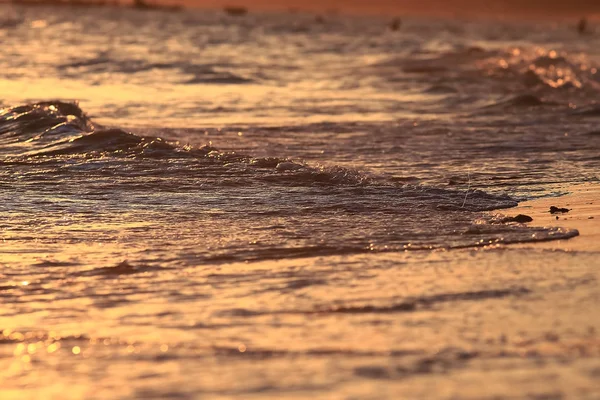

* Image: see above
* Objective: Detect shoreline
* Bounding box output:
[502,183,600,252]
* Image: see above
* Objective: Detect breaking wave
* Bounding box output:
[0,100,579,264]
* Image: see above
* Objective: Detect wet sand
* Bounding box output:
[504,183,600,252]
[1,186,599,399]
[329,184,600,398]
[344,184,600,398]
[416,183,600,399]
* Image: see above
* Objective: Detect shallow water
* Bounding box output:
[1,4,600,399]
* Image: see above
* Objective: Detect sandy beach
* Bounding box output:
[336,185,600,398]
[399,183,600,398]
[503,183,600,252]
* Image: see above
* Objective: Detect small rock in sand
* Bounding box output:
[501,214,533,223]
[550,206,571,214]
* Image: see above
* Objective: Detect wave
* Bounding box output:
[0,100,580,260]
[0,101,372,185]
[217,287,532,316]
[482,94,547,109]
[58,54,256,85]
[570,105,600,117]
[372,46,598,102]
[0,100,560,203]
[476,50,592,92]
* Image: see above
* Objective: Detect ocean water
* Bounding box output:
[1,5,600,399]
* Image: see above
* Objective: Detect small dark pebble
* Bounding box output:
[589,216,594,219]
[502,214,533,223]
[389,18,401,31]
[550,206,570,214]
[556,216,559,220]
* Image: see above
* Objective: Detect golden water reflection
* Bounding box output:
[1,244,600,398]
